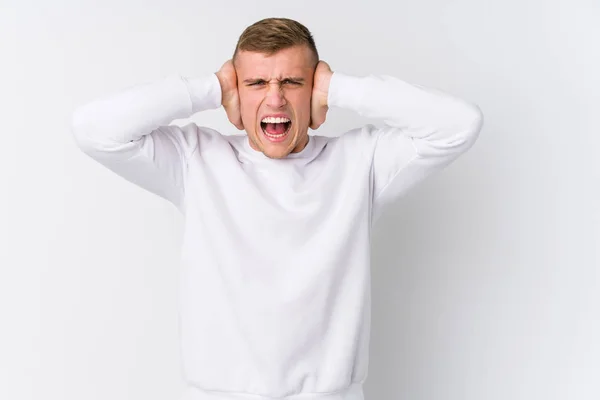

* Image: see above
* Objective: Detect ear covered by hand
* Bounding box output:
[216,59,244,130]
[309,61,333,130]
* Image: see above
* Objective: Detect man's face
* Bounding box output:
[234,45,315,159]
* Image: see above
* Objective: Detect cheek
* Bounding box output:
[239,94,261,122]
[291,92,312,122]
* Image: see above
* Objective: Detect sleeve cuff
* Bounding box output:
[327,71,367,110]
[181,73,222,114]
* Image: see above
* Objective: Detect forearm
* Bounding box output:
[71,74,222,148]
[327,72,483,154]
[70,73,222,209]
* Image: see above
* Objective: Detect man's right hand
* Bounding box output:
[216,60,244,130]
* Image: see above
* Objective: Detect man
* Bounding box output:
[72,17,483,400]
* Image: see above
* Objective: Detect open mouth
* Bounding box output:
[260,118,292,142]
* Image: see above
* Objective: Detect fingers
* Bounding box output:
[219,60,244,130]
[217,59,239,97]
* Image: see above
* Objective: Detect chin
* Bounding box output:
[261,140,295,159]
[263,151,288,159]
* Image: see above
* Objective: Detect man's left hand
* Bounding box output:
[310,61,333,130]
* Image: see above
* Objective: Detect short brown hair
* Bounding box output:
[233,17,319,67]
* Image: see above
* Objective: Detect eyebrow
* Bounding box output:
[242,77,305,84]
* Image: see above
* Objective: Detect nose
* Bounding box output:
[265,82,287,109]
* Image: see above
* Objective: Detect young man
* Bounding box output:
[72,17,483,400]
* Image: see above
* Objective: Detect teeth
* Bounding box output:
[261,116,290,124]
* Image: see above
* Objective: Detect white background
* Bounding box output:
[1,0,598,399]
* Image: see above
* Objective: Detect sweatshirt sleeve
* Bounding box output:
[71,73,222,210]
[327,72,484,221]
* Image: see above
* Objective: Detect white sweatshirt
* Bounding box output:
[71,71,483,400]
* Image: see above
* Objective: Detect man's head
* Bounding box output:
[232,18,319,159]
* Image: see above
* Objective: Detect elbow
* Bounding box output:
[70,106,109,157]
[70,105,125,156]
[469,103,484,135]
[459,103,484,150]
[70,106,94,153]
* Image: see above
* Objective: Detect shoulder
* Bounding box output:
[329,124,382,154]
[156,123,234,160]
[174,123,233,148]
